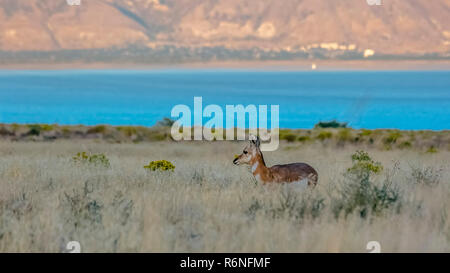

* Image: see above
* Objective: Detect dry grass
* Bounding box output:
[0,140,449,252]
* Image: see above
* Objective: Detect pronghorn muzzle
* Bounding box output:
[233,157,239,165]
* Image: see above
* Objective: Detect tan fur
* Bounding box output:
[233,137,318,186]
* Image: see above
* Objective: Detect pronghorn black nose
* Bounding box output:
[233,158,239,165]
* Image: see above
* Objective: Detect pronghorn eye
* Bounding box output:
[243,150,248,154]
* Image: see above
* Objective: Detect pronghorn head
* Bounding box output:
[233,135,261,166]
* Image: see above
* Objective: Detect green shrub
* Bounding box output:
[150,133,169,141]
[40,124,54,131]
[87,125,106,134]
[156,117,175,127]
[359,129,372,137]
[347,150,383,175]
[27,124,42,136]
[281,133,297,142]
[24,124,56,138]
[117,126,138,137]
[73,152,111,168]
[337,128,352,142]
[144,160,175,172]
[316,131,333,141]
[333,151,400,218]
[398,141,411,149]
[426,146,438,154]
[314,120,347,128]
[383,131,402,145]
[297,135,311,142]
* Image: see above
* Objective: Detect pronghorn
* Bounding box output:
[233,136,318,186]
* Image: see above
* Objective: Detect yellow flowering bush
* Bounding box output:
[144,160,175,172]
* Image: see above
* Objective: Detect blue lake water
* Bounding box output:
[0,70,449,130]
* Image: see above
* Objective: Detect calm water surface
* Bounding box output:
[0,70,449,129]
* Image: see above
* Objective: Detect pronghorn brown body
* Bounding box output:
[233,136,318,186]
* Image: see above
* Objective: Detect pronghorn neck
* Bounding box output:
[250,151,272,183]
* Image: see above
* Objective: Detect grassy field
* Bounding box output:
[0,137,449,252]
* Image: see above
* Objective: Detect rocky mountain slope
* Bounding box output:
[0,0,449,62]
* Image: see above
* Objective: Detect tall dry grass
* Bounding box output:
[0,140,449,252]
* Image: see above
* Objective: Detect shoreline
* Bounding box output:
[1,60,450,71]
[0,122,448,132]
[0,124,448,152]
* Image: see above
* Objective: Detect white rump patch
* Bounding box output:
[288,178,309,191]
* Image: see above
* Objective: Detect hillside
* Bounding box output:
[0,0,449,63]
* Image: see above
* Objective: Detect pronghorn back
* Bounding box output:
[269,163,318,186]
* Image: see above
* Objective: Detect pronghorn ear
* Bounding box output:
[249,135,260,147]
[255,136,260,147]
[249,134,256,145]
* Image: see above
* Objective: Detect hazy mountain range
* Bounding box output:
[0,0,449,63]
